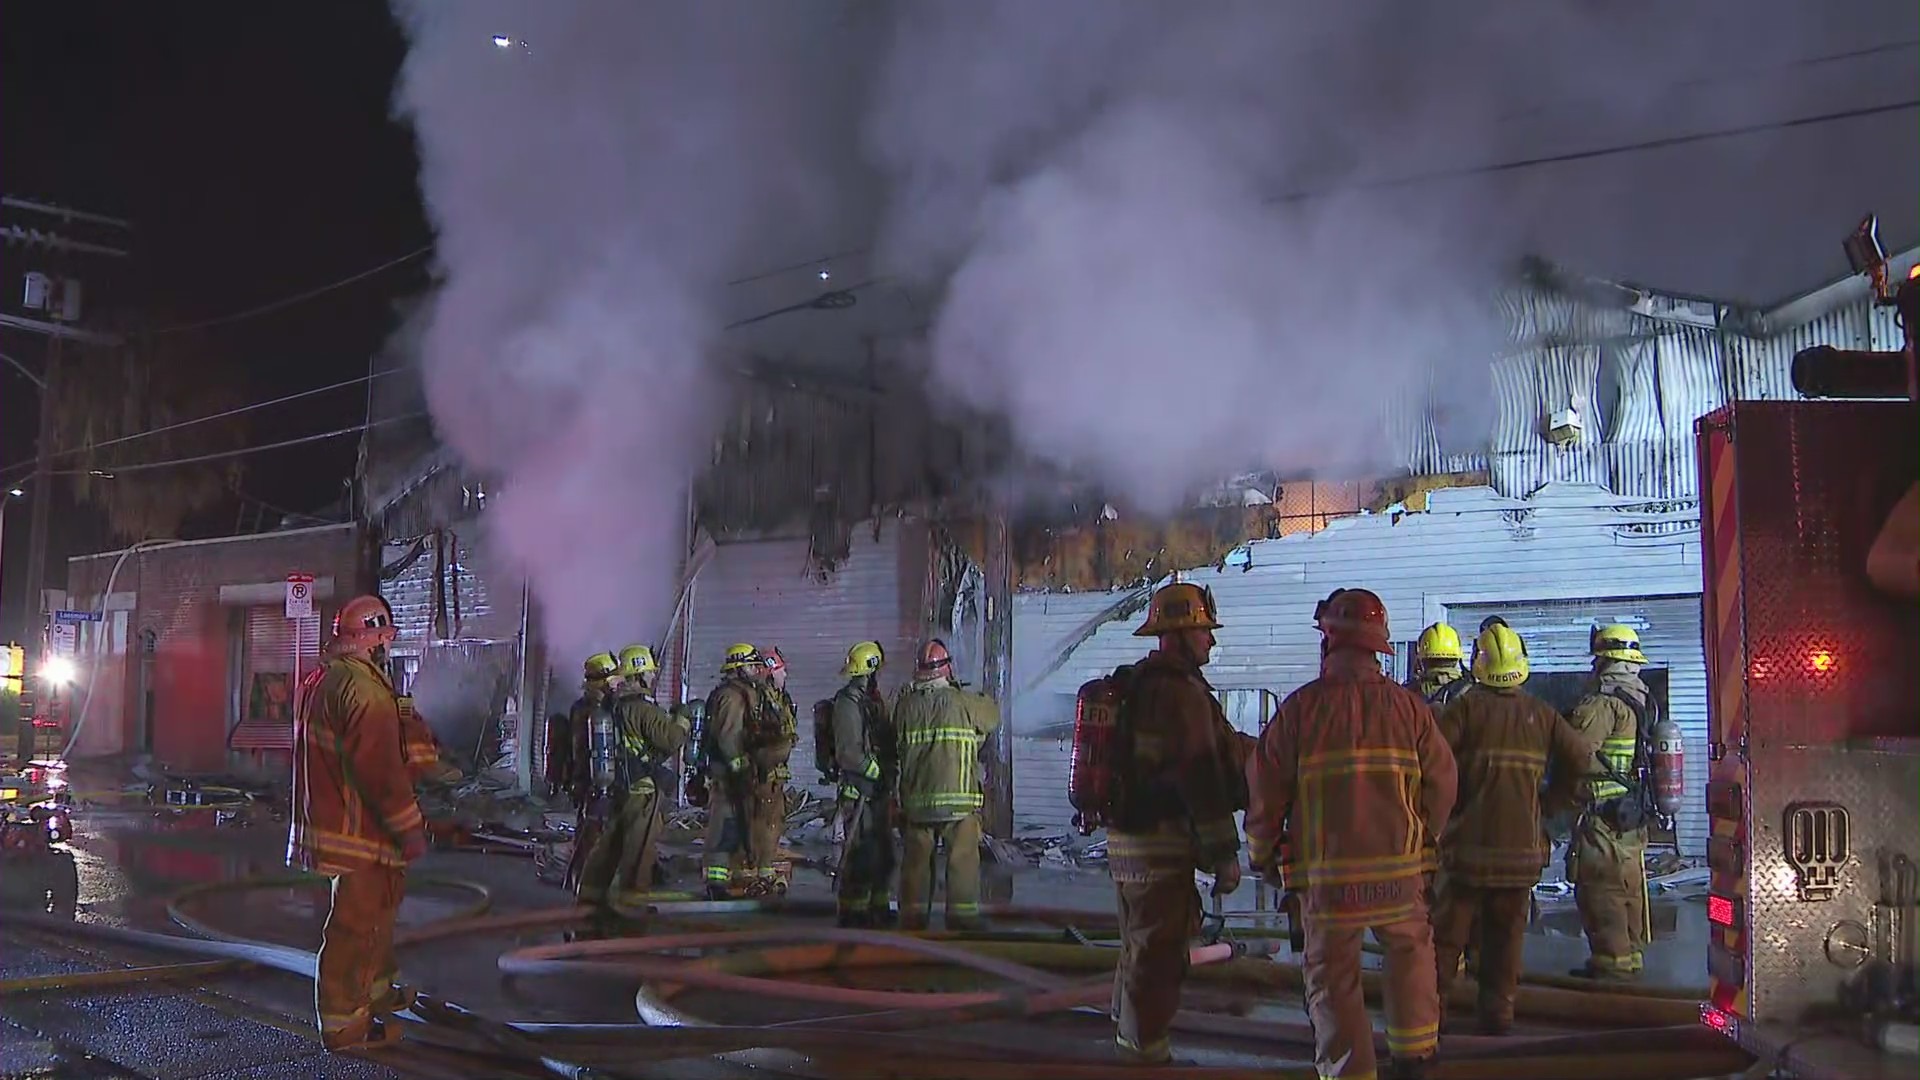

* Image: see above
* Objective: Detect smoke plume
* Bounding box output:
[391,0,1911,654]
[863,0,1908,510]
[390,1,869,662]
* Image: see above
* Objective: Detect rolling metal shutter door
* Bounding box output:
[685,524,910,791]
[1448,595,1708,857]
[233,605,324,750]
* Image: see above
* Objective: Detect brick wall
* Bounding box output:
[65,524,364,770]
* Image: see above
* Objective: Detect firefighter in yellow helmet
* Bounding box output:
[575,645,689,912]
[551,652,616,801]
[1565,624,1653,980]
[828,640,896,926]
[1431,622,1590,1035]
[1248,588,1454,1080]
[291,595,423,1051]
[700,644,791,898]
[1409,622,1472,715]
[1103,582,1248,1066]
[894,638,1000,932]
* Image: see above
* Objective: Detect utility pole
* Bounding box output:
[19,329,59,646]
[1,197,131,644]
[979,488,1014,841]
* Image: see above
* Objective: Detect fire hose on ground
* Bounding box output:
[2,876,1749,1079]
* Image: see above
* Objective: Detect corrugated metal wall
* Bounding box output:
[684,523,916,791]
[1448,596,1707,856]
[1476,278,1896,503]
[1011,485,1709,856]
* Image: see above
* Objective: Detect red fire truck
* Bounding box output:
[1698,217,1919,1077]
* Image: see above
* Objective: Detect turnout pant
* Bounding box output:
[702,778,746,892]
[576,791,664,905]
[316,865,407,1049]
[835,795,895,920]
[1570,818,1648,976]
[1112,876,1201,1064]
[1304,904,1440,1079]
[1431,878,1532,1032]
[745,777,786,886]
[898,814,981,929]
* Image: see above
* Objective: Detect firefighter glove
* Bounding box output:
[1212,858,1243,897]
[400,828,429,864]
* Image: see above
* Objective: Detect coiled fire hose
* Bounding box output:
[3,876,1746,1080]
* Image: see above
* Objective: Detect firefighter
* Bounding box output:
[1105,582,1246,1066]
[1566,624,1653,981]
[576,645,689,910]
[748,645,799,894]
[1409,622,1472,713]
[1248,588,1456,1080]
[560,652,620,893]
[701,644,787,899]
[550,653,615,799]
[894,639,1000,932]
[1431,622,1590,1034]
[829,640,895,926]
[290,594,425,1051]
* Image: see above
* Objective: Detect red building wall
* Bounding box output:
[64,525,364,772]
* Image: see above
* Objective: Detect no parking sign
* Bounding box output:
[285,574,316,620]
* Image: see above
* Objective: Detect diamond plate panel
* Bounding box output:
[1732,402,1919,747]
[1747,746,1920,1021]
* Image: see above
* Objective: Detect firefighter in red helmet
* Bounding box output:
[1104,581,1247,1066]
[1248,588,1456,1080]
[290,594,424,1050]
[893,638,1000,931]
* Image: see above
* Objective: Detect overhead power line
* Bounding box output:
[80,369,403,457]
[147,245,435,336]
[1273,99,1920,202]
[1,350,45,388]
[718,98,1920,285]
[14,413,429,481]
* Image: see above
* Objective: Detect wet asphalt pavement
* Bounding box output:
[0,768,1713,1078]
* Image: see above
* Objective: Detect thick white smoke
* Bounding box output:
[862,0,1904,510]
[391,0,1911,655]
[390,2,869,662]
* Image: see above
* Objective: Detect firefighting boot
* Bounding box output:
[323,1016,406,1052]
[370,983,418,1016]
[704,882,732,902]
[1386,1056,1434,1080]
[1567,962,1638,982]
[835,911,872,929]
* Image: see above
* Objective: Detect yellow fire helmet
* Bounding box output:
[1471,622,1531,688]
[1134,582,1223,637]
[1415,622,1464,663]
[1590,624,1648,664]
[721,643,762,672]
[842,640,884,678]
[618,644,658,680]
[583,652,618,681]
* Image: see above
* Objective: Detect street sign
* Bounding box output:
[51,609,100,624]
[285,574,316,620]
[49,623,77,658]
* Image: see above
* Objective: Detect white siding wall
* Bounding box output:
[1012,482,1709,856]
[685,524,914,791]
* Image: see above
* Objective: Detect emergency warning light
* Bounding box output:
[1707,893,1741,929]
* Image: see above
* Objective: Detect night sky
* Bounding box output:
[1,1,430,637]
